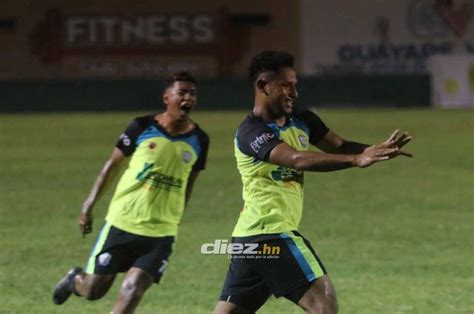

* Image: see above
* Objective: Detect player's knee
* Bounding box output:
[120,280,139,301]
[212,301,249,314]
[212,310,233,314]
[211,307,236,314]
[318,286,338,313]
[304,285,338,313]
[324,291,338,313]
[212,308,240,314]
[119,278,148,302]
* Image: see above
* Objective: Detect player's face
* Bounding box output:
[267,67,298,116]
[163,81,197,120]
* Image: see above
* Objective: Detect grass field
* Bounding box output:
[0,109,473,313]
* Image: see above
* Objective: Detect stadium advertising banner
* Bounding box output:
[428,55,474,107]
[300,0,474,74]
[29,9,221,77]
[0,1,299,79]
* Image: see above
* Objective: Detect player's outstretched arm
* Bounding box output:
[79,148,125,237]
[269,141,399,172]
[316,129,413,157]
[316,131,369,154]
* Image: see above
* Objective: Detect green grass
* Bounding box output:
[0,109,473,313]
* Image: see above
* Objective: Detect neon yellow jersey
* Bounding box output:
[105,114,209,237]
[232,109,329,237]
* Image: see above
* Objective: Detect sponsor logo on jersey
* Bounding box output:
[98,252,112,267]
[271,166,304,184]
[182,151,192,163]
[136,162,183,191]
[250,132,275,153]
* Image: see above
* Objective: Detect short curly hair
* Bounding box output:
[165,71,196,89]
[248,50,294,84]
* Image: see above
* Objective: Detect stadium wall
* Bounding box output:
[0,75,430,112]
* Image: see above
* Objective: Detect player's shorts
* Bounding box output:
[219,231,327,312]
[85,222,174,283]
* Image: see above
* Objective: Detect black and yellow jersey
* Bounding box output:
[232,109,329,237]
[106,114,209,237]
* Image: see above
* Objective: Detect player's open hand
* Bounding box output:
[79,212,93,237]
[356,145,400,168]
[379,129,413,157]
[373,129,413,158]
[357,129,413,167]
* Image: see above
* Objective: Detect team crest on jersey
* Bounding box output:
[182,151,192,163]
[298,135,308,148]
[98,252,112,267]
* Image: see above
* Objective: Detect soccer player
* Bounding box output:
[53,72,209,313]
[213,51,412,314]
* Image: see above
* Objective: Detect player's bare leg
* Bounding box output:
[74,272,116,300]
[111,267,154,314]
[213,301,252,314]
[298,275,338,314]
[53,268,116,304]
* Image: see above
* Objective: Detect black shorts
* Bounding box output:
[84,222,174,283]
[219,231,327,312]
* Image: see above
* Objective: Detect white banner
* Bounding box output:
[301,0,474,74]
[428,55,474,107]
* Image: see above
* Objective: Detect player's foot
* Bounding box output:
[53,267,82,305]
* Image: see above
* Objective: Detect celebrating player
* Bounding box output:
[53,72,209,313]
[213,51,412,314]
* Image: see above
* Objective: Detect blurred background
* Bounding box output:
[0,1,473,313]
[0,0,473,111]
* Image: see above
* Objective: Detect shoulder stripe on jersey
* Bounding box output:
[136,125,202,156]
[182,134,202,157]
[234,131,241,150]
[265,123,282,138]
[291,117,310,135]
[136,126,165,145]
[265,117,310,137]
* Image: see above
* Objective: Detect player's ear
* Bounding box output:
[256,79,269,96]
[162,90,169,106]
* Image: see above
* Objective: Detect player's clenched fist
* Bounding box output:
[78,212,93,237]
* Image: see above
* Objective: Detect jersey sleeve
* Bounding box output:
[192,130,210,171]
[236,120,282,161]
[115,118,146,157]
[297,109,330,145]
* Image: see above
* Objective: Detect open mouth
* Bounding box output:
[180,103,192,114]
